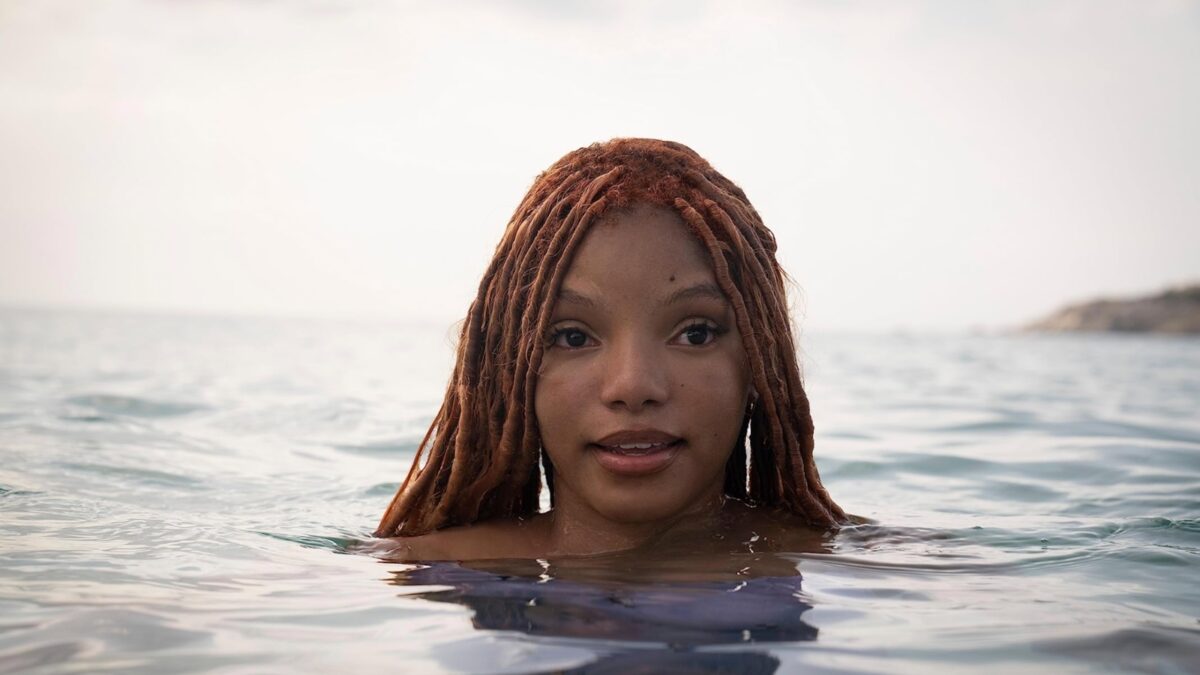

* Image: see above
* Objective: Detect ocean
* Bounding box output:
[1,308,1197,673]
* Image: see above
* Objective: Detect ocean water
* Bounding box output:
[1,308,1198,674]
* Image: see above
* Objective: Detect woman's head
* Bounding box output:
[535,203,753,527]
[375,138,845,537]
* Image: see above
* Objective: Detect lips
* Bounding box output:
[589,429,683,475]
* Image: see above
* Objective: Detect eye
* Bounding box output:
[550,327,594,349]
[673,321,721,346]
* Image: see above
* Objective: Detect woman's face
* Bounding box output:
[535,204,752,527]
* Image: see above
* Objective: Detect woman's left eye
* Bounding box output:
[550,327,594,349]
[674,322,720,346]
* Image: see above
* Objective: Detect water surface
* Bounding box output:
[1,309,1198,673]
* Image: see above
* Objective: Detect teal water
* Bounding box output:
[1,309,1197,673]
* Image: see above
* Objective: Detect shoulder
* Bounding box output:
[367,515,550,562]
[722,501,838,553]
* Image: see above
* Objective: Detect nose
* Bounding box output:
[599,335,670,413]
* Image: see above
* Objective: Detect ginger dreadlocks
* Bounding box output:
[375,138,845,537]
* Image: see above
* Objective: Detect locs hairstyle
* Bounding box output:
[376,138,845,537]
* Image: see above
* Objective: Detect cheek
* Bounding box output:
[533,366,582,450]
[533,385,555,449]
[668,366,747,451]
[683,351,749,407]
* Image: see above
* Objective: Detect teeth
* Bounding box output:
[603,441,675,454]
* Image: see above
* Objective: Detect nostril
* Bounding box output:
[598,344,671,409]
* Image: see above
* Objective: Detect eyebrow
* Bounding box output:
[556,288,599,309]
[556,282,727,309]
[664,282,726,306]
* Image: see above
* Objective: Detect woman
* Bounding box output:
[374,138,846,560]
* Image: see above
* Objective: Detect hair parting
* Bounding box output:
[375,138,845,537]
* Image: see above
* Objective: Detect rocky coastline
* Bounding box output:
[1025,284,1200,334]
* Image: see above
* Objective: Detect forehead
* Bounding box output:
[563,204,715,288]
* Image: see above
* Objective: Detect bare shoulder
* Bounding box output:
[724,502,839,553]
[365,515,550,562]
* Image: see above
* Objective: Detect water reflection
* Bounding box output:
[532,649,781,674]
[383,552,818,673]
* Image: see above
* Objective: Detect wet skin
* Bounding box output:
[368,499,833,581]
[376,204,827,562]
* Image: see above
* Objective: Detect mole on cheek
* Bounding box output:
[669,274,676,282]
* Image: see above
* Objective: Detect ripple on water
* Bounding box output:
[1054,416,1200,445]
[0,608,209,668]
[0,642,86,674]
[62,394,206,419]
[1100,443,1200,472]
[821,459,889,480]
[1036,624,1200,673]
[364,482,400,497]
[1060,496,1200,519]
[333,439,419,457]
[255,531,361,552]
[892,452,996,476]
[973,479,1066,503]
[0,484,40,498]
[821,517,1200,587]
[55,462,205,491]
[1002,458,1127,486]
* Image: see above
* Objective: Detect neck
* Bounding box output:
[542,489,727,557]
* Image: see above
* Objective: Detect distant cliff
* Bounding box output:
[1026,284,1200,334]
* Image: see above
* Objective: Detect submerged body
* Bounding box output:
[389,559,818,648]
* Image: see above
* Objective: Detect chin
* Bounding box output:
[592,492,695,525]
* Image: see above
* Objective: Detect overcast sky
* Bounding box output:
[2,0,1197,332]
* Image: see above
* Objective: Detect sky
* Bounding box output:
[1,0,1197,332]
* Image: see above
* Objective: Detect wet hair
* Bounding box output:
[375,138,845,537]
